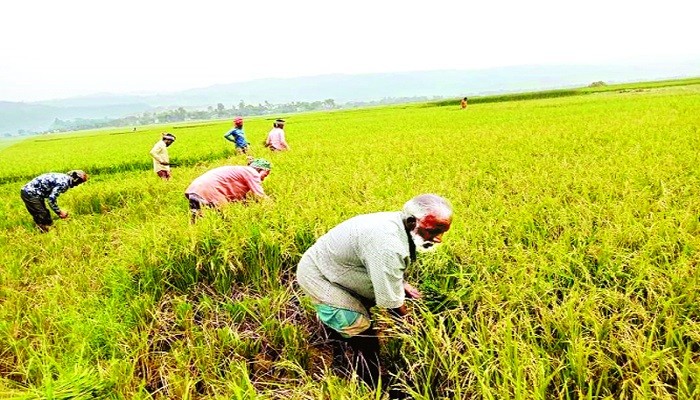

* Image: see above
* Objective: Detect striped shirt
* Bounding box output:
[297,212,411,311]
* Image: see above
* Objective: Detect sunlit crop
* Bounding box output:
[1,81,699,399]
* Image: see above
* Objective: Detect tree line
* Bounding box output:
[46,96,442,133]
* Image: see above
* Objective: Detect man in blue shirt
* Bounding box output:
[224,117,249,154]
[20,170,88,232]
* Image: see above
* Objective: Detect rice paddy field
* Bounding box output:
[1,79,700,399]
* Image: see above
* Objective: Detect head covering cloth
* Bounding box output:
[249,158,272,170]
[67,170,88,184]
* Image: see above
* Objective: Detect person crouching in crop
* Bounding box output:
[184,157,271,222]
[296,194,453,392]
[20,170,89,232]
[150,132,176,180]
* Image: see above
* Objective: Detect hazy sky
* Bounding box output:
[1,0,698,102]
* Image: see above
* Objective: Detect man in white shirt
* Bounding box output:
[297,194,453,390]
[150,133,176,180]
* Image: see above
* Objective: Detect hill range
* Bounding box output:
[1,59,699,136]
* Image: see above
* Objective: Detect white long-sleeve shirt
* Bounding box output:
[297,212,410,312]
[150,140,170,172]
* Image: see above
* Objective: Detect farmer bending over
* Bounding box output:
[20,170,89,232]
[296,194,453,390]
[184,158,271,222]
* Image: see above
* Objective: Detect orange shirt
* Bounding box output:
[185,166,265,206]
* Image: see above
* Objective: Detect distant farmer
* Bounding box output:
[461,97,468,109]
[150,132,176,180]
[224,117,249,154]
[184,157,272,222]
[20,170,89,232]
[264,119,290,151]
[296,194,453,390]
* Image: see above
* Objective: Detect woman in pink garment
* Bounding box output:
[184,158,271,222]
[264,119,290,151]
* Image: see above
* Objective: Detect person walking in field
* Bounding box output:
[461,97,468,109]
[224,117,249,154]
[184,157,272,222]
[296,194,453,391]
[150,133,176,180]
[20,170,89,232]
[264,119,290,151]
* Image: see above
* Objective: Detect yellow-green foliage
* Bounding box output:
[1,82,699,399]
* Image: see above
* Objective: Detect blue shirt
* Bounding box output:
[224,128,248,148]
[22,173,73,214]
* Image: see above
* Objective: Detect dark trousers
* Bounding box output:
[186,193,203,211]
[20,190,53,226]
[324,324,381,388]
[185,192,213,223]
[157,170,171,180]
[324,323,409,398]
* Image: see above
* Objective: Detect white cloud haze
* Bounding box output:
[0,0,698,101]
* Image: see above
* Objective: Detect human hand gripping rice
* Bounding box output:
[295,194,452,394]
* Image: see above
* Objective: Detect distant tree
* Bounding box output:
[30,95,447,136]
[589,81,607,87]
[323,99,336,109]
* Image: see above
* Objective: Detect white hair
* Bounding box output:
[402,194,452,221]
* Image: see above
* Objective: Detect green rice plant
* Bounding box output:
[0,79,699,398]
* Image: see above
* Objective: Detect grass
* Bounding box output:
[0,78,699,398]
[428,76,700,106]
[0,138,27,152]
